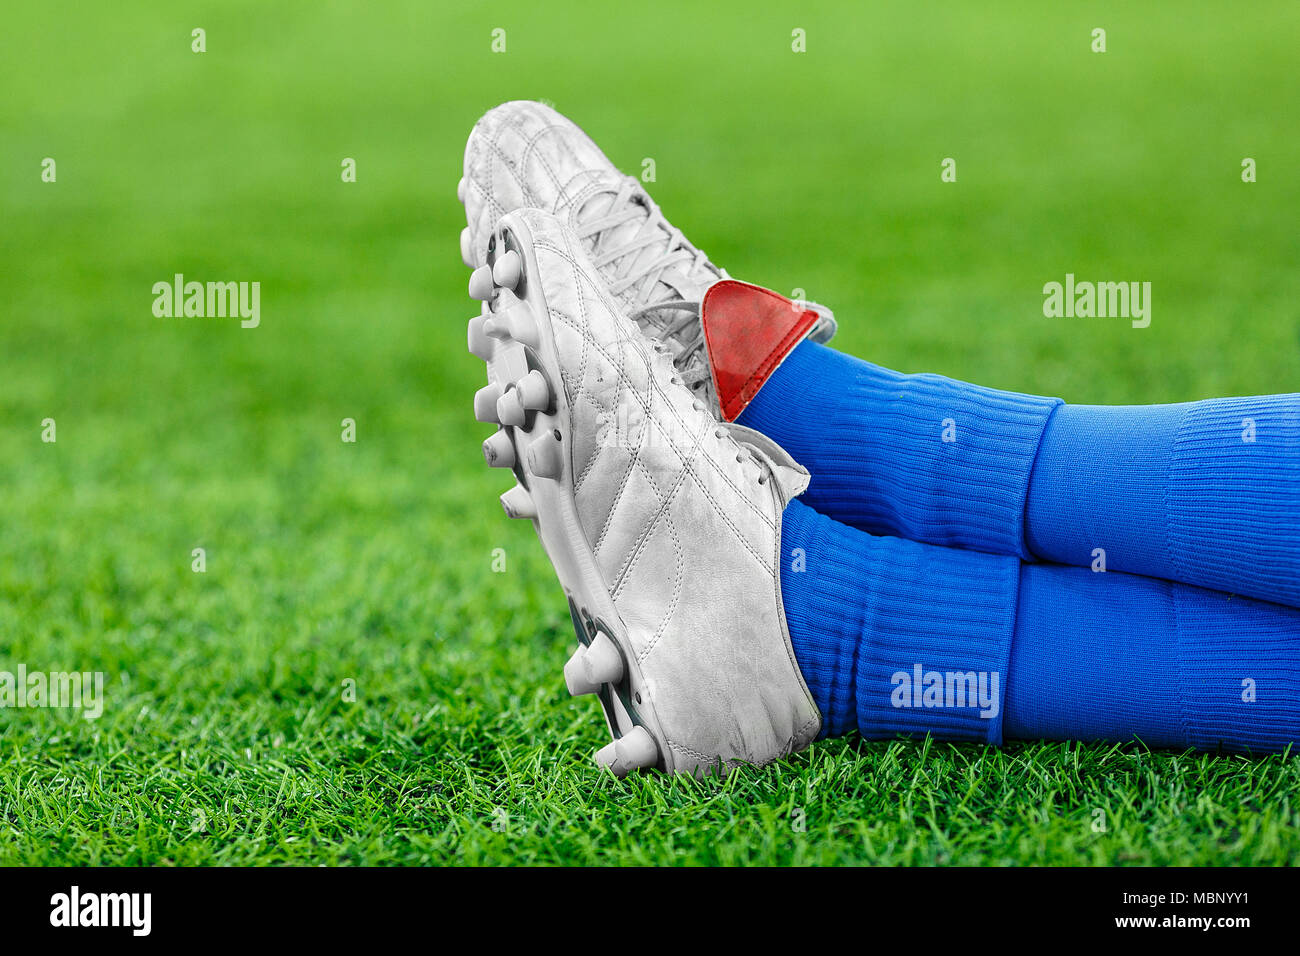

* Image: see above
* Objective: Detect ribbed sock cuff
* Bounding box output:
[780,499,1020,743]
[742,342,1060,559]
[1173,585,1300,752]
[1168,396,1300,607]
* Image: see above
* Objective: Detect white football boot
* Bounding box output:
[458,100,836,419]
[468,208,822,776]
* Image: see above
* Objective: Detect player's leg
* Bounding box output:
[781,498,1300,752]
[740,340,1300,607]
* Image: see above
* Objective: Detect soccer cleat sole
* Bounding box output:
[464,210,668,777]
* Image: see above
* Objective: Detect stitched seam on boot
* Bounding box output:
[538,243,775,528]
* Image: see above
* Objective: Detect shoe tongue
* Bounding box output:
[700,280,821,422]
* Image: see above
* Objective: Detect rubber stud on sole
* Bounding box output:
[581,632,624,685]
[492,250,522,289]
[468,265,495,301]
[595,726,659,777]
[482,431,515,468]
[473,383,504,423]
[496,389,526,427]
[460,227,474,268]
[484,306,539,349]
[468,315,493,361]
[525,433,562,479]
[500,485,537,519]
[564,645,599,696]
[515,369,550,410]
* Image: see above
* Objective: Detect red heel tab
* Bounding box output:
[701,280,819,422]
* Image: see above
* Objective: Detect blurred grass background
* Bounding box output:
[0,1,1297,864]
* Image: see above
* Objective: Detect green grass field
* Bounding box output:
[2,1,1298,865]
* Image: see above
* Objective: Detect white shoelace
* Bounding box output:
[575,178,784,487]
[575,176,717,306]
[574,177,719,395]
[574,175,834,405]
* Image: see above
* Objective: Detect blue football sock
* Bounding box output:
[740,341,1059,559]
[779,498,1300,752]
[1005,560,1300,751]
[1025,399,1300,608]
[741,340,1300,606]
[779,498,1020,742]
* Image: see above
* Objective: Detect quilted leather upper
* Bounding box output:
[463,101,726,332]
[463,101,835,419]
[521,209,822,773]
[463,101,619,267]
